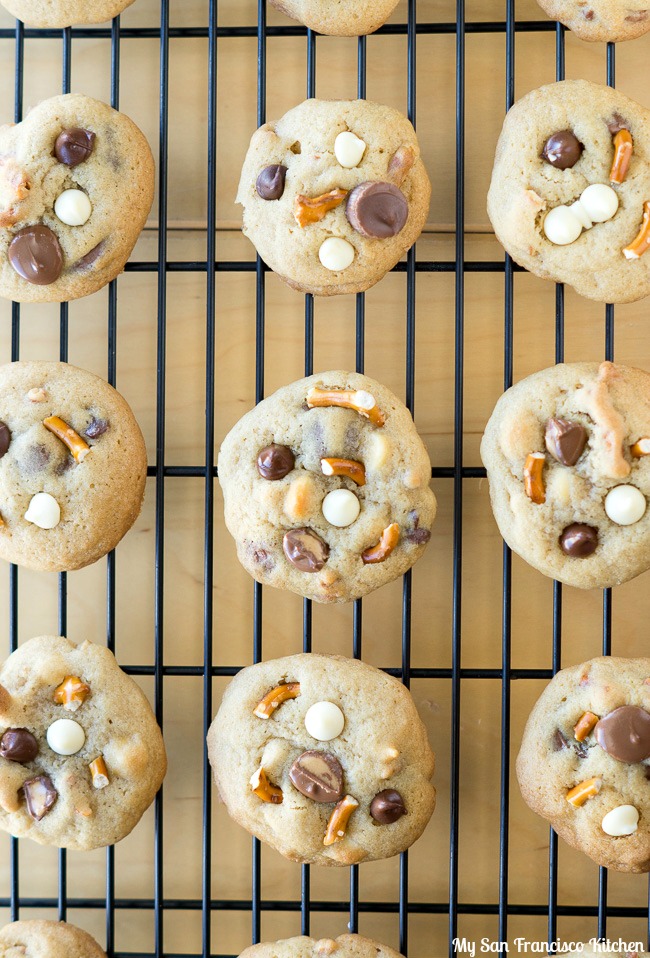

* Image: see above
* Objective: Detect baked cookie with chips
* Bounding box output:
[218,370,436,603]
[0,635,166,850]
[487,80,650,303]
[481,361,650,590]
[0,93,153,302]
[536,1,650,43]
[238,935,404,958]
[0,921,107,958]
[517,657,650,873]
[268,0,400,36]
[236,99,430,295]
[0,0,135,29]
[207,653,435,866]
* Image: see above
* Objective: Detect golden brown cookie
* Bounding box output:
[0,920,106,958]
[238,935,404,958]
[0,0,135,28]
[269,0,400,36]
[536,1,650,42]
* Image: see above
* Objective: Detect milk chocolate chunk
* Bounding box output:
[0,422,11,458]
[370,789,407,824]
[545,418,587,466]
[85,417,109,439]
[289,749,344,803]
[346,181,408,238]
[257,443,295,480]
[553,729,569,751]
[0,728,38,763]
[283,527,329,572]
[75,242,103,269]
[22,774,57,821]
[608,113,629,135]
[559,523,598,557]
[54,128,95,167]
[256,165,287,201]
[8,226,63,285]
[541,131,583,170]
[595,705,650,764]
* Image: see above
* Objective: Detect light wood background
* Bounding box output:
[0,1,649,955]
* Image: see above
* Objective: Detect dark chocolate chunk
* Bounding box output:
[0,728,38,763]
[8,226,64,286]
[584,9,595,20]
[283,528,329,572]
[257,443,295,480]
[346,181,408,238]
[541,131,583,170]
[370,789,407,825]
[75,242,103,269]
[289,750,344,803]
[22,444,50,473]
[22,774,57,821]
[405,528,431,544]
[85,417,109,439]
[559,523,598,557]
[256,165,287,201]
[553,729,569,751]
[545,418,587,466]
[594,705,650,764]
[0,421,11,458]
[54,128,95,167]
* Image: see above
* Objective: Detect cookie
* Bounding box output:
[268,0,400,36]
[0,635,166,850]
[481,361,650,590]
[0,93,153,303]
[218,370,436,603]
[516,657,650,873]
[536,1,650,42]
[207,653,435,866]
[0,0,135,28]
[487,80,650,304]
[236,99,430,296]
[238,935,403,958]
[0,360,147,573]
[0,921,106,958]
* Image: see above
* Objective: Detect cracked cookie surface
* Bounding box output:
[236,99,430,296]
[487,80,650,303]
[536,1,650,42]
[481,361,650,589]
[268,0,400,35]
[0,93,153,302]
[0,635,166,850]
[218,370,436,603]
[0,920,106,958]
[207,653,435,866]
[0,0,135,27]
[516,657,650,873]
[238,935,403,958]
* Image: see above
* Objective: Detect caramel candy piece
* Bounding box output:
[283,528,329,572]
[594,705,650,764]
[289,750,344,803]
[22,774,57,820]
[253,682,300,719]
[323,794,358,845]
[545,418,587,466]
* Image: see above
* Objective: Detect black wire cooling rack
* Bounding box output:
[0,2,649,957]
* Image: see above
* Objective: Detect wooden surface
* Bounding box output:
[0,1,649,954]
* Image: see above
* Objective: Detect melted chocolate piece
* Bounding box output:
[22,774,57,821]
[405,528,431,544]
[370,789,407,824]
[75,242,103,269]
[283,527,329,572]
[594,705,650,764]
[256,165,287,200]
[8,226,63,286]
[626,10,648,22]
[553,729,569,751]
[85,417,109,439]
[541,130,583,170]
[22,444,50,473]
[289,750,344,803]
[54,128,95,167]
[257,444,295,480]
[0,421,11,458]
[0,728,38,763]
[545,418,587,466]
[559,523,598,557]
[346,181,408,238]
[608,113,629,135]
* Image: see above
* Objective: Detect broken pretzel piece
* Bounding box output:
[306,386,386,427]
[321,457,366,486]
[631,437,650,458]
[253,682,300,719]
[89,756,110,790]
[53,675,90,712]
[566,776,602,808]
[43,416,91,463]
[362,522,400,564]
[323,794,358,846]
[524,452,545,505]
[250,766,283,804]
[573,710,599,742]
[386,145,415,188]
[623,200,650,259]
[610,129,633,186]
[0,157,30,227]
[294,189,348,228]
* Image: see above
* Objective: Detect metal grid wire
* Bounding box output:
[0,2,649,956]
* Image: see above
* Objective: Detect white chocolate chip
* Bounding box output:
[46,718,85,756]
[54,189,92,227]
[27,387,47,403]
[365,432,391,470]
[322,488,360,527]
[24,492,60,529]
[601,804,639,836]
[547,468,572,506]
[604,484,646,525]
[304,701,345,741]
[544,184,619,246]
[580,183,619,223]
[543,206,583,245]
[319,237,355,272]
[334,130,366,168]
[568,198,593,231]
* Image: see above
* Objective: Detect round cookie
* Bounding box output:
[481,361,650,590]
[516,657,650,873]
[238,935,404,958]
[0,93,153,302]
[0,0,135,26]
[0,921,106,958]
[0,635,167,850]
[207,653,435,866]
[487,80,650,304]
[536,1,650,42]
[218,370,436,603]
[268,0,400,36]
[236,99,430,296]
[0,360,147,572]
